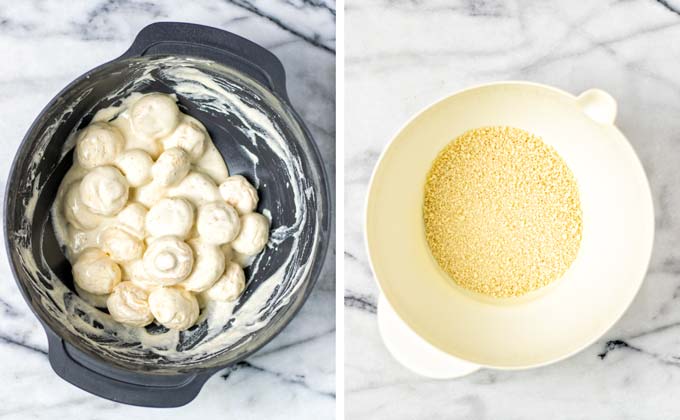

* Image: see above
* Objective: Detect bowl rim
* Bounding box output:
[363,80,655,370]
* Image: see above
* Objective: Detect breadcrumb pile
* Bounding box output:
[423,126,582,298]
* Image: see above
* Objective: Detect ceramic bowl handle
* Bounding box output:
[576,89,617,125]
[120,22,289,101]
[377,295,480,378]
[45,329,213,407]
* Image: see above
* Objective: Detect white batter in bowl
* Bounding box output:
[52,92,270,331]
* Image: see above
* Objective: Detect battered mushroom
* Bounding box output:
[72,248,121,295]
[107,281,154,327]
[148,286,199,330]
[218,175,259,214]
[99,227,144,262]
[116,203,147,238]
[204,262,246,302]
[114,149,153,187]
[133,179,166,208]
[166,172,221,207]
[75,122,125,169]
[63,182,103,230]
[121,258,158,291]
[196,201,240,245]
[231,213,270,256]
[130,93,180,139]
[179,239,225,292]
[161,115,207,162]
[145,198,194,239]
[79,166,129,216]
[142,236,194,285]
[152,147,191,186]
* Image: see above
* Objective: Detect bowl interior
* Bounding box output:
[6,55,328,373]
[366,83,654,368]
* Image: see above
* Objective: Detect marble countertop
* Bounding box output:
[0,1,335,418]
[345,0,680,418]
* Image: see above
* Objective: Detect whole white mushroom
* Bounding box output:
[179,239,225,292]
[148,286,199,330]
[116,203,148,238]
[114,149,153,187]
[75,122,125,169]
[63,182,102,230]
[166,172,221,207]
[121,259,158,291]
[79,166,129,216]
[231,213,270,256]
[152,147,191,186]
[161,115,207,162]
[72,248,121,295]
[196,202,240,245]
[142,236,194,285]
[204,261,246,302]
[107,281,154,327]
[218,175,259,214]
[133,180,166,209]
[145,198,194,239]
[99,227,144,262]
[130,93,180,139]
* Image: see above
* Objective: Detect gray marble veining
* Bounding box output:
[345,0,680,418]
[0,1,335,418]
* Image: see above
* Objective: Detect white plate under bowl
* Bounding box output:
[365,82,654,373]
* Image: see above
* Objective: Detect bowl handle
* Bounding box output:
[45,329,213,407]
[576,89,617,125]
[120,22,289,101]
[377,295,480,378]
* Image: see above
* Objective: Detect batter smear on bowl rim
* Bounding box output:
[423,126,583,298]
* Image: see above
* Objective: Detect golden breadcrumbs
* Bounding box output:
[423,126,582,298]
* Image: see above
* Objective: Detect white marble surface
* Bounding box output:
[345,0,680,418]
[0,1,335,418]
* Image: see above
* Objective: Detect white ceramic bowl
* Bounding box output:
[366,82,654,371]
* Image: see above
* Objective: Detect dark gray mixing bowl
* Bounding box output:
[4,22,330,407]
